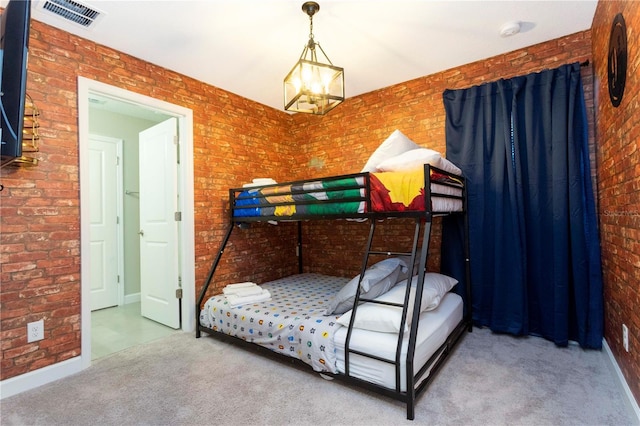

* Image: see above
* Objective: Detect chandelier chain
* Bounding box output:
[308,14,314,42]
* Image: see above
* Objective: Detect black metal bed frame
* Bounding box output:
[196,164,472,420]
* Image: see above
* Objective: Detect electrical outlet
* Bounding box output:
[622,324,629,352]
[27,319,44,343]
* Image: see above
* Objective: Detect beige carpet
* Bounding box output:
[1,327,637,425]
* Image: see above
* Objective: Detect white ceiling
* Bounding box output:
[17,0,598,112]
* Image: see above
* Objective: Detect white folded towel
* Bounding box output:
[223,285,264,297]
[252,178,276,184]
[242,178,277,188]
[226,289,271,307]
[225,282,256,290]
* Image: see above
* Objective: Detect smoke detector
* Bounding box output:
[500,21,521,37]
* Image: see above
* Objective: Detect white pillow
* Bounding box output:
[324,260,402,315]
[416,273,458,311]
[375,148,442,172]
[395,255,421,282]
[360,257,406,291]
[434,157,462,175]
[360,130,421,173]
[337,283,411,333]
[336,273,458,333]
[375,148,463,176]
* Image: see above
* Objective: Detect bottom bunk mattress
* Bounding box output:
[199,273,349,373]
[199,273,463,381]
[334,292,463,392]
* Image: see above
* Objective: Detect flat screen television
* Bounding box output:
[1,0,31,167]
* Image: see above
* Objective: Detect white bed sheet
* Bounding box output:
[431,183,463,212]
[334,292,463,391]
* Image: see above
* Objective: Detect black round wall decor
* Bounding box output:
[607,13,627,107]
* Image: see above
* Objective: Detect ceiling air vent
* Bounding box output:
[39,0,104,28]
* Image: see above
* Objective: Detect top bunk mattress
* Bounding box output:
[231,165,464,221]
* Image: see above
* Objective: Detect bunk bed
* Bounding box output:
[196,162,472,420]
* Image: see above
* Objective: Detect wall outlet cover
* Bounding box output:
[27,319,44,343]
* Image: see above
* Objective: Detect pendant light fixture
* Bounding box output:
[284,2,344,115]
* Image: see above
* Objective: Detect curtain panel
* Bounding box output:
[441,63,603,349]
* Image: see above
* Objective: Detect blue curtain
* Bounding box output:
[441,63,603,349]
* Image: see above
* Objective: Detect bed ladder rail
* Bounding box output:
[195,224,235,338]
[343,217,432,410]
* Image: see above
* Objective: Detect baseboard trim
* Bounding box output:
[124,292,141,305]
[603,338,640,423]
[0,356,83,400]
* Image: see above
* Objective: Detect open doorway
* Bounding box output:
[78,77,195,367]
[88,107,177,359]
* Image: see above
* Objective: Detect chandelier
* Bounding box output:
[283,2,344,115]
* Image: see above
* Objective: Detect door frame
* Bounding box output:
[78,77,195,369]
[88,134,125,309]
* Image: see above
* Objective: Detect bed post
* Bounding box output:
[297,221,303,274]
[462,177,473,331]
[195,224,234,338]
[406,218,431,420]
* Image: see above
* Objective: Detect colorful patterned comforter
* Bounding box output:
[233,176,366,218]
[370,168,463,212]
[232,167,463,219]
[199,273,348,373]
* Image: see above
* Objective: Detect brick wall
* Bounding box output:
[592,0,640,404]
[2,10,629,398]
[0,20,298,380]
[292,32,595,277]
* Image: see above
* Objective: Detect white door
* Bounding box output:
[139,118,181,329]
[89,136,122,311]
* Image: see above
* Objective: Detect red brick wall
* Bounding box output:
[292,32,594,277]
[592,0,640,404]
[0,20,298,380]
[3,12,626,396]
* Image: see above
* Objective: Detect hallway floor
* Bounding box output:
[91,302,178,360]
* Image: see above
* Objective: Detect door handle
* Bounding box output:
[138,230,144,236]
